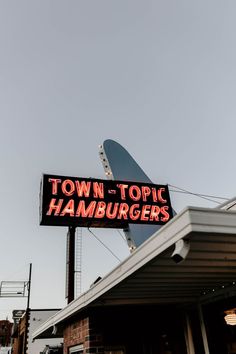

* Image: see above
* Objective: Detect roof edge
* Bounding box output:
[33,206,236,340]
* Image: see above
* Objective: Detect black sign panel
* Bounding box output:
[40,174,173,228]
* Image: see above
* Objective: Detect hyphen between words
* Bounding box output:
[46,178,171,223]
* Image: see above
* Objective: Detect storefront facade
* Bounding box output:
[33,205,236,353]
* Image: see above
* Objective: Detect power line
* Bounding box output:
[169,188,228,200]
[168,184,229,205]
[87,228,121,262]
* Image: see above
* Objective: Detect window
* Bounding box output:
[69,344,84,354]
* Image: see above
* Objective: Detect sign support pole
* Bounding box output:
[67,226,75,304]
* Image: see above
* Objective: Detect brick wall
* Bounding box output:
[11,312,27,354]
[63,305,187,354]
[63,315,104,354]
[0,320,13,347]
[63,317,88,351]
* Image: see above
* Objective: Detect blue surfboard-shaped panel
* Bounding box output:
[99,139,175,250]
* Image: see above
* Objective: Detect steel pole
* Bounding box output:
[67,226,75,304]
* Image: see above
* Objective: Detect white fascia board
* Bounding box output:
[216,197,236,210]
[33,206,236,340]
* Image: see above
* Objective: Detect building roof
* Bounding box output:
[33,206,236,339]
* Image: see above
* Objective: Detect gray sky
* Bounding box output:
[1,0,236,319]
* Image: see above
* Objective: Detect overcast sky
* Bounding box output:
[1,0,236,320]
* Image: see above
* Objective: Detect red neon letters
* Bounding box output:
[44,177,172,225]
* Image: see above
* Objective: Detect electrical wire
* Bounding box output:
[88,184,229,258]
[168,184,229,205]
[87,228,121,262]
[169,188,228,200]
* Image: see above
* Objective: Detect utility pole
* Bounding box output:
[27,263,32,310]
[24,263,32,354]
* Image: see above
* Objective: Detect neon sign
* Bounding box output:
[40,174,173,228]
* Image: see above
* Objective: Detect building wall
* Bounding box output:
[12,309,63,354]
[0,320,13,347]
[28,309,63,354]
[12,314,27,354]
[63,316,91,353]
[63,313,106,354]
[63,305,187,354]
